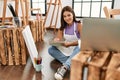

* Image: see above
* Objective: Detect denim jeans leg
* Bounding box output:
[48,46,69,63]
[63,46,80,70]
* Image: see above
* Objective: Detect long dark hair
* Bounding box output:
[60,6,80,30]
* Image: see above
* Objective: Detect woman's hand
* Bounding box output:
[53,38,60,42]
[62,42,71,47]
[62,40,79,47]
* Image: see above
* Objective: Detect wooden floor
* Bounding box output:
[0,30,70,80]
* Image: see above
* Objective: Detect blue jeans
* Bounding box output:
[48,46,80,70]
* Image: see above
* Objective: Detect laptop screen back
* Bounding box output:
[81,18,120,52]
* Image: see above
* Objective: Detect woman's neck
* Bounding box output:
[67,22,74,26]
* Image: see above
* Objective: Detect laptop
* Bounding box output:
[81,18,120,52]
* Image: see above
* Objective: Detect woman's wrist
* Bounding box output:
[78,39,81,48]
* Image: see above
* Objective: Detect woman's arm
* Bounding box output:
[77,22,82,37]
[54,29,63,41]
[63,41,78,47]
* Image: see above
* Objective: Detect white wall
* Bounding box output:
[114,0,120,8]
[61,0,72,7]
[114,0,120,19]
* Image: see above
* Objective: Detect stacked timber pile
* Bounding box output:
[0,0,44,66]
[0,27,26,65]
[70,51,120,80]
[0,20,43,66]
[28,20,44,42]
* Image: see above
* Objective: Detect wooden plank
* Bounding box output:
[18,28,27,65]
[2,0,7,25]
[0,22,13,26]
[12,28,20,65]
[107,53,120,69]
[30,8,41,11]
[0,30,7,65]
[39,20,43,41]
[33,21,37,42]
[15,0,19,17]
[0,17,12,20]
[28,20,44,42]
[0,17,13,25]
[29,20,36,42]
[87,65,101,80]
[105,53,120,80]
[105,69,120,80]
[87,51,110,80]
[88,51,110,67]
[70,51,92,80]
[71,57,84,80]
[54,3,60,33]
[6,30,14,65]
[36,20,39,42]
[40,20,44,41]
[25,0,29,25]
[20,0,26,26]
[38,20,43,42]
[37,20,40,42]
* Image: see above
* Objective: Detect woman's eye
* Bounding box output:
[63,14,72,18]
[68,14,71,17]
[63,16,66,18]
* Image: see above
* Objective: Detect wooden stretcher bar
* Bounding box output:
[105,53,120,80]
[87,51,110,80]
[70,51,112,80]
[70,51,92,80]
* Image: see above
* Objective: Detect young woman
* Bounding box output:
[48,6,82,80]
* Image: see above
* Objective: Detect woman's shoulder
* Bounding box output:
[75,21,82,27]
[75,21,82,32]
[75,20,81,25]
[75,20,81,23]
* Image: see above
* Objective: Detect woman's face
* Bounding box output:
[63,11,73,25]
